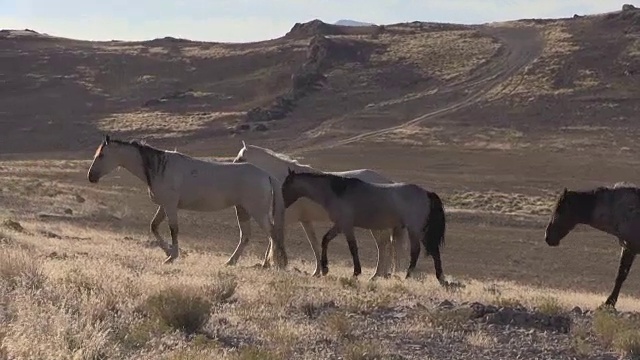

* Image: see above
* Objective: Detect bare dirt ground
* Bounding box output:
[2,7,640,359]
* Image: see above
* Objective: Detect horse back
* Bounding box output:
[330,169,394,184]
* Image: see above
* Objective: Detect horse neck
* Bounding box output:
[573,190,598,225]
[257,152,319,180]
[115,145,148,185]
[296,176,332,207]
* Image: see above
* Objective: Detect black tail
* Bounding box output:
[423,192,446,256]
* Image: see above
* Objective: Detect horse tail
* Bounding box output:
[422,191,446,282]
[268,175,288,268]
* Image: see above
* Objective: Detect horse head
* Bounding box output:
[87,134,120,183]
[544,187,577,246]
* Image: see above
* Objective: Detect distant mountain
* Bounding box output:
[334,19,375,27]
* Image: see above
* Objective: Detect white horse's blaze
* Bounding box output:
[234,142,408,278]
[87,136,288,268]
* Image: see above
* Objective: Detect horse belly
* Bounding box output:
[177,190,234,212]
[353,208,400,230]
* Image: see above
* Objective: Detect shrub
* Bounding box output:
[142,285,213,335]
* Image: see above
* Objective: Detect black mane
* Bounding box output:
[289,172,364,197]
[111,138,168,188]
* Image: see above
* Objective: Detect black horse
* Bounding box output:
[545,183,640,308]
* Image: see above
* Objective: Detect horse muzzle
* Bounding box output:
[87,173,100,183]
[544,235,560,247]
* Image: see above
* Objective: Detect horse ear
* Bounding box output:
[103,134,110,144]
[242,140,247,148]
[288,168,294,176]
[562,187,568,195]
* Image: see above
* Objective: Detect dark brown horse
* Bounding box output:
[544,184,640,308]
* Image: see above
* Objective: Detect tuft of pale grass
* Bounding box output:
[262,321,299,359]
[494,295,523,309]
[141,284,214,335]
[324,311,353,340]
[208,271,238,303]
[231,346,280,360]
[422,307,474,331]
[533,295,565,316]
[570,324,593,357]
[0,248,45,291]
[593,308,640,356]
[342,340,386,360]
[613,329,640,358]
[467,331,497,348]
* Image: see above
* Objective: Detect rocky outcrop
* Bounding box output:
[285,19,347,39]
[243,31,375,125]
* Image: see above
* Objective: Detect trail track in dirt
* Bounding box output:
[296,25,543,154]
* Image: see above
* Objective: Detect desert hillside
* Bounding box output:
[2,5,640,359]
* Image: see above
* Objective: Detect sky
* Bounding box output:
[0,0,623,43]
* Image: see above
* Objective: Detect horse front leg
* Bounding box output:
[163,206,180,264]
[344,228,362,277]
[320,225,341,276]
[300,221,323,276]
[150,206,171,257]
[604,247,636,308]
[226,206,252,266]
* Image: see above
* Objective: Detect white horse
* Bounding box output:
[87,135,288,268]
[233,141,406,278]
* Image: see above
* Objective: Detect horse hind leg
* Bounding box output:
[405,230,421,279]
[301,221,323,277]
[163,206,180,264]
[150,206,171,257]
[391,227,406,275]
[369,229,390,280]
[226,205,252,266]
[250,207,281,269]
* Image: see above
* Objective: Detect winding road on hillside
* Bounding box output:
[296,25,544,154]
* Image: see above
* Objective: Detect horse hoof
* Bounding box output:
[163,256,176,264]
[597,303,617,312]
[224,260,236,267]
[321,267,329,276]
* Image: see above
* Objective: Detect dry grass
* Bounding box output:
[97,111,243,136]
[486,23,592,100]
[372,30,500,79]
[0,215,636,358]
[0,158,638,358]
[466,330,497,348]
[593,308,640,357]
[445,190,555,216]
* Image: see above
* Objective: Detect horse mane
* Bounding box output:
[110,138,169,188]
[248,145,306,165]
[291,172,363,197]
[613,181,637,189]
